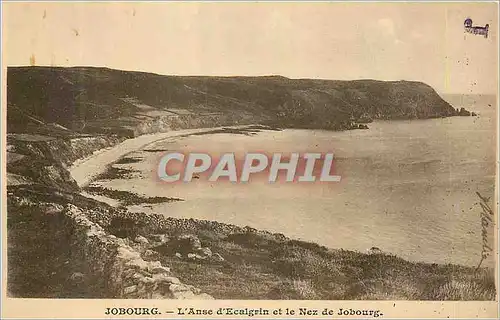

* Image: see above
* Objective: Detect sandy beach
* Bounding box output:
[69,126,252,187]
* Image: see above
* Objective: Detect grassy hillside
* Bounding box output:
[7,66,461,136]
[7,184,496,300]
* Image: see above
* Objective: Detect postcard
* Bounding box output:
[1,1,498,319]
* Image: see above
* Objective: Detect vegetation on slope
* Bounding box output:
[7,185,496,300]
[7,66,464,136]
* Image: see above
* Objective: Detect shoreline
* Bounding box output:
[72,114,477,188]
[69,124,261,187]
[80,122,494,269]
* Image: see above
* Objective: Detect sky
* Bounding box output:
[2,2,498,94]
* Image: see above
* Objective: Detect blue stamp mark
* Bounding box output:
[464,18,489,38]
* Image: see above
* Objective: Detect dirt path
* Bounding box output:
[69,126,250,187]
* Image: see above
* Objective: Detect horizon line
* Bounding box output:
[6,64,497,96]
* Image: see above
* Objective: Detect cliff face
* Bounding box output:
[7,67,459,135]
[7,134,124,192]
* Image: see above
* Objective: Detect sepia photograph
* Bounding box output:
[1,1,499,318]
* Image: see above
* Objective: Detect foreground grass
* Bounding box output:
[153,230,495,300]
[8,185,497,300]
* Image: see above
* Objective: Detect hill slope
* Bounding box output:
[7,66,462,136]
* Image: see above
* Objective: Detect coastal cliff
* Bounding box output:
[8,66,469,136]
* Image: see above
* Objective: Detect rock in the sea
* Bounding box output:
[457,107,472,116]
